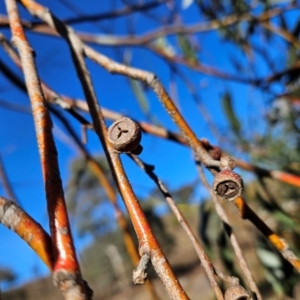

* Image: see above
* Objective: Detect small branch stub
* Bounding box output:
[132,253,150,285]
[224,284,251,300]
[107,117,142,154]
[213,169,243,201]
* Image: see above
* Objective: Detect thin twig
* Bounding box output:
[0,155,20,205]
[0,99,31,114]
[196,163,262,300]
[0,196,53,269]
[50,106,161,300]
[1,3,297,45]
[82,47,220,169]
[261,21,300,49]
[1,4,298,86]
[130,154,224,300]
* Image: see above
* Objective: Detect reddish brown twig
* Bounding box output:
[51,107,160,300]
[0,33,198,299]
[130,155,224,300]
[0,46,293,192]
[261,21,300,49]
[0,196,53,269]
[0,41,299,192]
[82,49,220,169]
[234,197,300,273]
[5,1,90,299]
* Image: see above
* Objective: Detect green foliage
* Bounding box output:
[129,79,150,117]
[221,91,242,138]
[177,34,198,65]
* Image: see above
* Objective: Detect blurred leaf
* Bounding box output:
[153,36,176,57]
[177,34,198,65]
[287,46,299,67]
[230,0,249,14]
[182,0,193,9]
[129,79,162,125]
[198,201,212,249]
[172,182,196,203]
[222,91,241,137]
[129,79,149,115]
[257,248,282,269]
[273,211,295,228]
[217,229,241,280]
[268,0,294,4]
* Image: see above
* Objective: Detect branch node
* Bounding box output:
[53,270,93,299]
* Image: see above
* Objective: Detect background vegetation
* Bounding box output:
[1,0,300,299]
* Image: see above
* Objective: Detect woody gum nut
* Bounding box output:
[107,117,142,153]
[213,169,243,201]
[224,284,250,300]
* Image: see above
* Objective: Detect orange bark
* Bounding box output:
[7,0,81,276]
[0,197,53,269]
[234,197,300,273]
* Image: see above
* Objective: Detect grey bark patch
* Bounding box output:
[0,202,20,230]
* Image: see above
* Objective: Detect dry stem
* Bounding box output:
[196,164,262,300]
[130,155,224,300]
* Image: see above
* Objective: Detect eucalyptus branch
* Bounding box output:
[4,1,90,299]
[1,4,299,86]
[2,32,300,191]
[130,154,224,300]
[19,1,190,298]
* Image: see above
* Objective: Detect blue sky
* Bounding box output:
[0,0,298,290]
